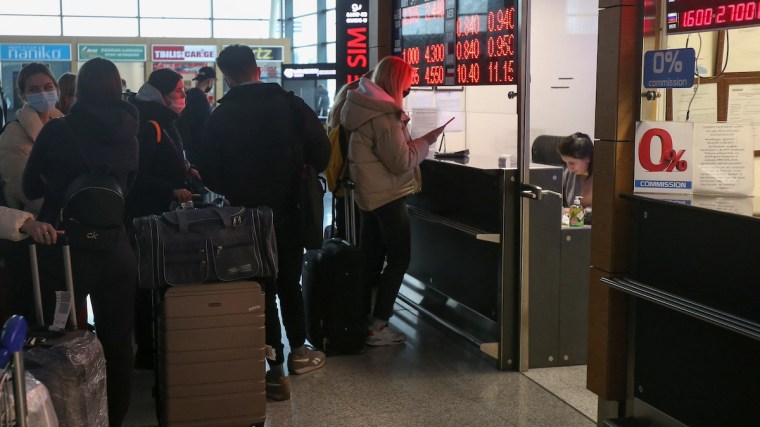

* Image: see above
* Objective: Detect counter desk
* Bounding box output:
[399,154,589,368]
[603,194,760,426]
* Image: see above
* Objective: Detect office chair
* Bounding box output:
[531,135,566,167]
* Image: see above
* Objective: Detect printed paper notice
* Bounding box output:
[727,84,760,151]
[435,90,465,111]
[692,123,754,196]
[409,110,439,139]
[671,83,717,123]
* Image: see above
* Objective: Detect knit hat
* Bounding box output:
[148,68,182,95]
[193,66,216,81]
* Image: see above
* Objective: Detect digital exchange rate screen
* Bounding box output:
[397,0,517,86]
[400,0,447,86]
[667,0,760,34]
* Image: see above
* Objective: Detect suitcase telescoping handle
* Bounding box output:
[343,179,357,245]
[28,236,78,330]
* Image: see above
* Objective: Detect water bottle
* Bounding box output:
[568,196,585,227]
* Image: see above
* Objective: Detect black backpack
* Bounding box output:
[59,119,125,251]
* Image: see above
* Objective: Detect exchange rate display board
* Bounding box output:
[395,0,517,86]
[667,0,760,34]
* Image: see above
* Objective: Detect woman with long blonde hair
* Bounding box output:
[340,56,448,346]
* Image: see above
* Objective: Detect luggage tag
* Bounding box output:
[50,291,73,332]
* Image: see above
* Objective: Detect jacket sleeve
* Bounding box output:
[128,124,176,213]
[195,113,231,197]
[373,117,429,175]
[0,206,33,241]
[22,122,54,201]
[293,97,330,171]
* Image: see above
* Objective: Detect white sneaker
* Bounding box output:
[366,325,406,346]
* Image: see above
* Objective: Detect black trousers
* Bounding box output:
[264,219,307,366]
[39,229,136,427]
[359,197,411,322]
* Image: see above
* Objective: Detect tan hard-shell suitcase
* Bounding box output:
[156,281,266,427]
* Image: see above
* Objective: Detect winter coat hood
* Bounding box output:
[341,77,401,132]
[68,99,139,145]
[135,82,170,107]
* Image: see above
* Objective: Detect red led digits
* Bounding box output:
[399,1,517,86]
[423,0,445,20]
[403,47,420,65]
[456,6,517,84]
[669,1,760,33]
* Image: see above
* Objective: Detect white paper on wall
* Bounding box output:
[727,84,760,151]
[435,90,465,111]
[692,123,754,196]
[671,83,717,123]
[409,110,439,139]
[407,90,436,110]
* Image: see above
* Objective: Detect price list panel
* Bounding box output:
[396,0,517,86]
[667,0,760,34]
[399,0,450,86]
[456,0,516,85]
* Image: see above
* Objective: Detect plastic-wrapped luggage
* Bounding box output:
[24,331,107,427]
[23,242,108,427]
[1,371,59,427]
[2,314,58,427]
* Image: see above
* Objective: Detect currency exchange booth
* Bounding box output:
[384,0,598,372]
[0,42,72,122]
[588,0,760,425]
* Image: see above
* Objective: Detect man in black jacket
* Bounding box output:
[197,45,330,401]
[176,66,215,163]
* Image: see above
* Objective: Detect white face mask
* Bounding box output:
[27,90,59,113]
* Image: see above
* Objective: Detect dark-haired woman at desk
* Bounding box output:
[559,132,593,208]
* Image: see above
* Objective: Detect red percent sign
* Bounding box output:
[639,128,689,172]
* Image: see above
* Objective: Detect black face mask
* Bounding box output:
[204,86,212,94]
[403,88,411,98]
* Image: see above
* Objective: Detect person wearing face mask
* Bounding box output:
[126,67,198,369]
[340,56,448,346]
[0,62,64,216]
[176,66,216,164]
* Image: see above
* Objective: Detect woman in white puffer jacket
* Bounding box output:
[340,56,447,347]
[0,62,64,216]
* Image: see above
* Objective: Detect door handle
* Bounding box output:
[520,183,562,200]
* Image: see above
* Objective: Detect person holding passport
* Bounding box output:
[341,55,447,346]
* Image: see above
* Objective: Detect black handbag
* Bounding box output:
[132,205,278,289]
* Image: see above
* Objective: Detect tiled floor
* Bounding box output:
[124,301,596,427]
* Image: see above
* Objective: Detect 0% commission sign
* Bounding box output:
[643,48,695,89]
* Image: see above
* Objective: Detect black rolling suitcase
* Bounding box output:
[303,180,367,355]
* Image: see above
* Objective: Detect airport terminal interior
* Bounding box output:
[3,0,760,426]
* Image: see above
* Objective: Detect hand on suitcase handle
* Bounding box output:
[20,218,64,245]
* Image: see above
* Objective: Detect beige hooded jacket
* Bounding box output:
[340,78,429,211]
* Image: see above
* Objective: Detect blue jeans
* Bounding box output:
[360,197,411,322]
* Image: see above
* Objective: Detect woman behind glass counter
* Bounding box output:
[559,132,593,208]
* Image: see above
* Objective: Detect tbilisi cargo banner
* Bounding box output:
[635,121,754,196]
[336,0,369,85]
